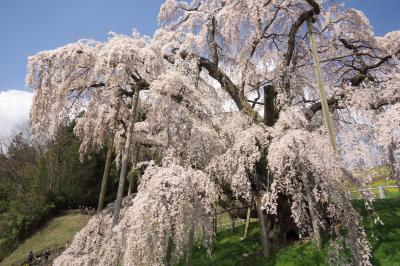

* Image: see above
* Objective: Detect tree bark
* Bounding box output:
[255,195,270,257]
[112,86,140,226]
[263,85,278,127]
[186,223,195,266]
[243,207,252,239]
[165,52,263,123]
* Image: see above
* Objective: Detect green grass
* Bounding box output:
[187,198,400,266]
[186,222,327,266]
[2,199,399,266]
[354,199,400,266]
[0,213,91,266]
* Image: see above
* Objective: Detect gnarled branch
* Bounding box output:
[285,0,320,66]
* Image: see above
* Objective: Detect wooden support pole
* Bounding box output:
[242,207,252,239]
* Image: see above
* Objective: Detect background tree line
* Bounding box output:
[0,123,119,261]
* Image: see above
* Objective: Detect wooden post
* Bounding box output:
[255,195,270,257]
[113,86,140,226]
[165,236,174,266]
[242,207,252,239]
[307,19,337,154]
[186,223,195,266]
[116,249,121,266]
[347,190,353,200]
[97,137,115,213]
[379,186,386,199]
[97,102,120,213]
[213,211,218,236]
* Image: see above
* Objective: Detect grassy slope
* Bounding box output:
[355,199,400,266]
[1,196,398,266]
[189,198,400,266]
[0,213,91,266]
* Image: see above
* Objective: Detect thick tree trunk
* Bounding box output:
[186,223,195,266]
[263,85,279,127]
[97,137,115,213]
[255,195,270,257]
[112,86,140,227]
[243,206,252,239]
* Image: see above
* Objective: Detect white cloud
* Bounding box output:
[0,90,33,139]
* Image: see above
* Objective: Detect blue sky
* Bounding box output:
[0,0,399,91]
[0,0,165,91]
